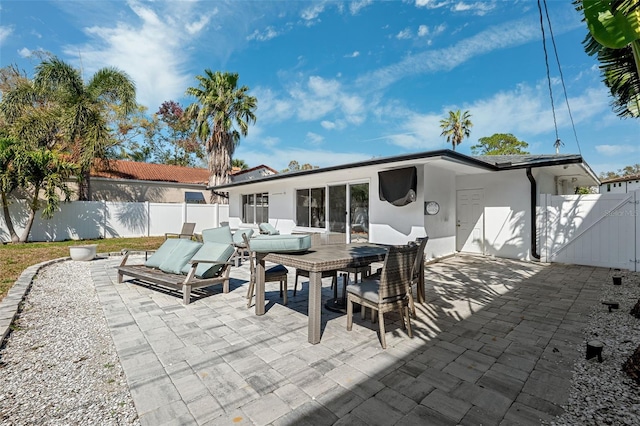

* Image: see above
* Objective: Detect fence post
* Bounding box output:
[146,201,150,237]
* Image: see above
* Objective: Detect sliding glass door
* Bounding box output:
[328,183,369,242]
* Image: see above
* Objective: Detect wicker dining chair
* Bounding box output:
[243,234,290,308]
[346,242,420,349]
[408,236,429,317]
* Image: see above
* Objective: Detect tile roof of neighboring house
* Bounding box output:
[600,173,640,184]
[91,160,209,185]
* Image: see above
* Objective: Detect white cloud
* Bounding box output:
[321,120,337,130]
[0,26,12,46]
[344,51,360,58]
[595,145,639,156]
[305,132,324,146]
[357,15,579,92]
[396,28,412,40]
[415,0,450,9]
[63,2,195,109]
[349,0,373,15]
[185,13,213,35]
[383,81,612,153]
[247,26,279,41]
[301,3,326,21]
[18,47,31,58]
[452,1,496,16]
[418,25,428,37]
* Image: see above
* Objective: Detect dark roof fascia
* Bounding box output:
[209,149,498,190]
[490,155,600,184]
[487,155,583,170]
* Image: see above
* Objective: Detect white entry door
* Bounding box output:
[456,189,485,253]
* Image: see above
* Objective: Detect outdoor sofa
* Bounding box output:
[117,237,235,304]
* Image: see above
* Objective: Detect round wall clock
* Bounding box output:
[425,201,440,215]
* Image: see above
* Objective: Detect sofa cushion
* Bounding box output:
[259,223,280,235]
[144,238,183,268]
[249,234,311,253]
[181,242,235,278]
[159,239,203,274]
[201,226,233,244]
[233,228,254,245]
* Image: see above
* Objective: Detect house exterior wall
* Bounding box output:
[422,166,457,260]
[457,169,532,260]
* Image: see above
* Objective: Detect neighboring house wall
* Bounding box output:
[600,178,640,194]
[90,178,210,203]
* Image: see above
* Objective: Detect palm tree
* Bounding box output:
[186,70,257,204]
[575,0,640,118]
[439,109,473,151]
[34,57,137,200]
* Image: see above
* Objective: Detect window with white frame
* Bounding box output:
[242,193,269,224]
[296,188,325,228]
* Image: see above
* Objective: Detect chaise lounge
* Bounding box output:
[117,237,235,304]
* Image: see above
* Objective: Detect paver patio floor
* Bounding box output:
[92,254,605,425]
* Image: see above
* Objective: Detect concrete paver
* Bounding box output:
[47,254,609,424]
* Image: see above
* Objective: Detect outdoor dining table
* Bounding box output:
[254,243,388,344]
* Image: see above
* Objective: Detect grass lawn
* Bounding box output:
[0,237,165,302]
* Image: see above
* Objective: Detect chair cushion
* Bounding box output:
[347,279,381,303]
[182,242,235,278]
[201,226,233,244]
[144,238,183,268]
[159,239,203,274]
[267,264,289,275]
[259,223,280,235]
[233,228,254,245]
[250,234,311,253]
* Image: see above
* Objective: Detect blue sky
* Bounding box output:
[1,0,638,175]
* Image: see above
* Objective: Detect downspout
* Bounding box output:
[526,167,541,260]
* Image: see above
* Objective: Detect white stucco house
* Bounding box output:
[210,149,599,263]
[599,174,640,194]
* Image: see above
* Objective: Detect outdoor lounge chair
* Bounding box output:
[346,242,419,349]
[165,222,196,240]
[117,238,235,304]
[258,222,280,235]
[242,233,290,307]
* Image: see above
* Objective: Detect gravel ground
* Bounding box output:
[548,269,640,425]
[0,260,139,426]
[1,259,639,425]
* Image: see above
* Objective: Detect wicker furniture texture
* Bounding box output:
[255,243,388,344]
[346,243,420,349]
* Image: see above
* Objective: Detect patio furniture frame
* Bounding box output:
[117,250,232,304]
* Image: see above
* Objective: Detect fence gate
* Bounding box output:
[540,191,639,271]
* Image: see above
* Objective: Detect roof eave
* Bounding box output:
[209,149,498,190]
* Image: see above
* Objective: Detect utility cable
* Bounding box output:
[537,0,561,153]
[542,0,582,155]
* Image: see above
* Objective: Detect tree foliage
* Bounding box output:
[439,110,473,151]
[281,160,319,173]
[599,163,640,179]
[186,71,257,203]
[575,0,640,118]
[471,133,530,155]
[153,101,203,167]
[232,158,249,170]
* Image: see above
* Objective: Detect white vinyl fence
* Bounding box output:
[540,190,639,271]
[0,201,229,242]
